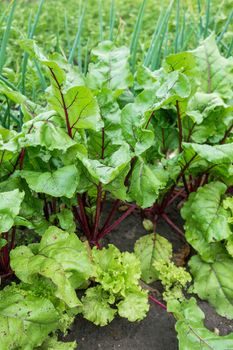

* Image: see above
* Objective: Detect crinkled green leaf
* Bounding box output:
[136,65,160,90]
[0,285,59,350]
[192,34,233,101]
[129,158,169,208]
[81,286,116,326]
[0,189,24,233]
[134,233,172,283]
[103,163,130,201]
[189,254,233,319]
[185,92,233,144]
[20,114,76,152]
[10,226,94,306]
[76,143,131,184]
[21,39,103,133]
[164,51,196,76]
[181,182,232,254]
[153,260,191,302]
[20,39,84,90]
[153,70,191,109]
[86,41,133,91]
[40,337,77,350]
[20,165,79,198]
[117,289,149,322]
[92,244,141,296]
[57,208,76,233]
[168,297,233,350]
[121,91,155,156]
[183,142,233,165]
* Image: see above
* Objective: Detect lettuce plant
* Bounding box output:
[0,226,148,348]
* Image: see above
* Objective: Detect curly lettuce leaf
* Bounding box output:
[81,286,116,326]
[117,289,149,322]
[10,226,94,307]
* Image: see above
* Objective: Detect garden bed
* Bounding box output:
[62,203,233,349]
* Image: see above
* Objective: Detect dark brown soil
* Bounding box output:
[62,203,233,349]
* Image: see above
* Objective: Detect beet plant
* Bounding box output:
[0,33,233,349]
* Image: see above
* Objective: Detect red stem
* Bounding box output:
[19,148,26,170]
[220,123,233,144]
[149,294,167,310]
[72,205,83,227]
[160,154,197,212]
[99,199,120,236]
[97,204,136,240]
[161,213,184,238]
[166,188,186,207]
[77,194,91,240]
[0,271,13,278]
[10,227,16,250]
[145,111,154,129]
[93,183,102,240]
[182,175,190,195]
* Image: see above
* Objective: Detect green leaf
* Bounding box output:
[181,182,232,260]
[86,41,133,91]
[185,92,233,144]
[153,70,191,109]
[20,39,84,89]
[20,165,79,198]
[189,254,233,319]
[57,208,76,233]
[192,34,233,101]
[129,158,169,208]
[40,337,77,350]
[153,260,191,302]
[103,163,130,201]
[0,238,7,248]
[168,297,233,350]
[81,286,116,326]
[76,143,131,184]
[182,142,233,165]
[20,113,76,152]
[0,285,59,350]
[21,39,103,132]
[134,233,172,283]
[164,51,196,77]
[92,245,141,295]
[226,235,233,257]
[0,189,24,233]
[0,82,40,122]
[121,91,155,156]
[10,226,94,306]
[49,85,103,132]
[182,142,233,180]
[117,289,149,322]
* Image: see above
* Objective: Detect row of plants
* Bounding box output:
[1,0,232,105]
[0,32,233,348]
